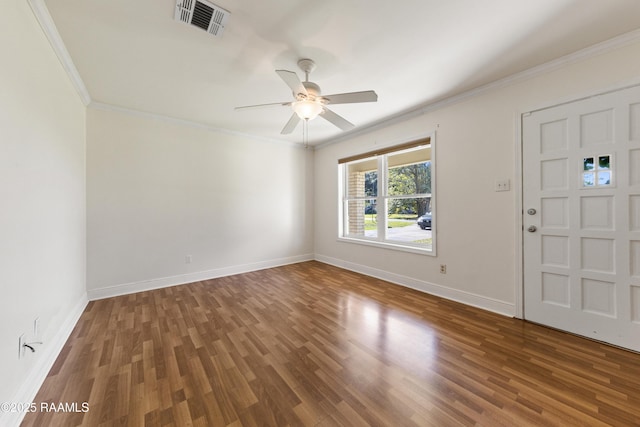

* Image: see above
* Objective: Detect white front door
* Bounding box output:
[523,85,640,352]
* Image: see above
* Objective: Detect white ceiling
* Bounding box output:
[43,0,640,145]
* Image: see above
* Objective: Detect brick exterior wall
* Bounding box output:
[348,172,365,235]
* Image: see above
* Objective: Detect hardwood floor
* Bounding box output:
[22,261,640,426]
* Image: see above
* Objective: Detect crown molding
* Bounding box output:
[316,28,640,150]
[89,101,303,147]
[25,0,640,149]
[27,0,91,106]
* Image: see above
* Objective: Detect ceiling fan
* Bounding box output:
[235,59,378,135]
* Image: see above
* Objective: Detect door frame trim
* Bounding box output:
[514,111,530,319]
[514,112,524,319]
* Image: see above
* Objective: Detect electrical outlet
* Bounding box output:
[440,264,447,274]
[18,334,25,359]
[185,255,192,264]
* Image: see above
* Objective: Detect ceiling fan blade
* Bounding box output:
[281,113,301,134]
[320,108,355,131]
[323,90,378,105]
[276,70,308,97]
[235,101,291,110]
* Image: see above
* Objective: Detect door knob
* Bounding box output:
[527,208,536,215]
[527,225,537,232]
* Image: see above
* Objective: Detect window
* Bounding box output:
[582,154,613,187]
[339,136,435,254]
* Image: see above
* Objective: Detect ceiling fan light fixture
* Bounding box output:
[235,58,377,135]
[293,100,323,120]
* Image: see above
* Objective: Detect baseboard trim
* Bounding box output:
[315,254,515,317]
[2,292,88,427]
[3,254,514,427]
[87,254,315,300]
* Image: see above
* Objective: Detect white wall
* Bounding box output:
[0,0,87,422]
[3,1,639,421]
[86,108,314,297]
[314,39,640,315]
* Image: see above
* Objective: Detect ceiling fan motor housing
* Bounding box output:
[301,81,321,99]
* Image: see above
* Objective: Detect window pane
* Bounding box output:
[364,171,378,197]
[388,161,432,196]
[387,146,431,196]
[584,157,594,171]
[386,197,431,249]
[345,199,377,238]
[597,171,611,185]
[347,157,377,198]
[598,155,610,170]
[583,172,595,187]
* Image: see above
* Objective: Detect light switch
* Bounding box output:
[495,179,510,192]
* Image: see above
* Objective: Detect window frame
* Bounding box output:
[338,133,436,256]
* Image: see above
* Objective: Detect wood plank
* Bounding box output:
[21,261,640,426]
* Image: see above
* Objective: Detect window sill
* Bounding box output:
[337,236,436,256]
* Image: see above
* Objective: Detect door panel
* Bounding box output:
[523,86,640,352]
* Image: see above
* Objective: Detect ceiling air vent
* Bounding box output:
[175,0,231,38]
